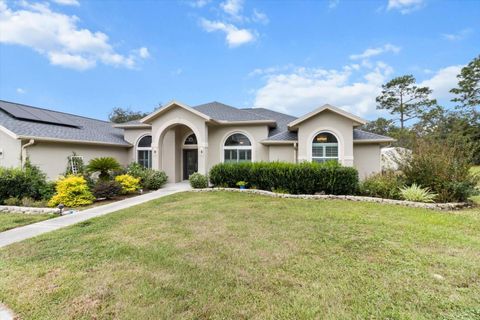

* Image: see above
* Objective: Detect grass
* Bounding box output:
[0,212,55,232]
[0,192,479,319]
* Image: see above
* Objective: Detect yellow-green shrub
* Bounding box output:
[48,175,95,207]
[115,174,141,194]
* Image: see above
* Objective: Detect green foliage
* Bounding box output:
[236,181,247,187]
[115,174,141,194]
[359,171,403,199]
[400,183,437,203]
[108,107,149,123]
[450,54,480,117]
[0,160,52,203]
[48,175,95,207]
[189,172,208,189]
[144,171,168,190]
[92,180,122,199]
[126,163,168,190]
[209,161,359,195]
[64,152,86,176]
[398,138,479,202]
[87,157,121,180]
[361,117,397,136]
[4,197,21,206]
[376,75,437,129]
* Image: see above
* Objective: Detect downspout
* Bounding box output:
[21,139,35,167]
[293,142,298,164]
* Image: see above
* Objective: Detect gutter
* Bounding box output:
[21,139,35,166]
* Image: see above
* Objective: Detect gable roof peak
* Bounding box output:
[288,103,366,128]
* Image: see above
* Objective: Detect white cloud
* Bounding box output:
[220,0,243,18]
[16,88,26,94]
[189,0,211,8]
[51,0,80,6]
[328,0,340,9]
[387,0,425,14]
[138,47,150,59]
[0,1,148,70]
[252,9,269,24]
[442,28,473,41]
[349,44,401,60]
[252,62,394,117]
[200,18,256,47]
[419,65,462,100]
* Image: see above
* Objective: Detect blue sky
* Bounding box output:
[0,0,479,121]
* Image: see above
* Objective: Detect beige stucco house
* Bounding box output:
[0,99,394,181]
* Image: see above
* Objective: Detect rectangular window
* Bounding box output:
[224,149,237,163]
[138,150,152,168]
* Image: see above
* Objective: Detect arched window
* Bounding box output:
[312,132,338,163]
[137,135,152,168]
[184,133,197,145]
[224,133,252,163]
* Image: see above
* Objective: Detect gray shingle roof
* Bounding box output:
[353,129,394,141]
[243,108,298,140]
[0,100,130,146]
[193,102,272,121]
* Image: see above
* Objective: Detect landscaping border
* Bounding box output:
[192,188,471,211]
[0,205,59,215]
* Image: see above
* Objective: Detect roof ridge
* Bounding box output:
[0,99,113,124]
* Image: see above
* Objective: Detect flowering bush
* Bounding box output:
[115,174,141,194]
[48,175,95,207]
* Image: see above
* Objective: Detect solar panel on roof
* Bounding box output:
[0,101,80,128]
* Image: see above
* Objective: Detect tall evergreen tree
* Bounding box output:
[376,75,437,129]
[450,54,480,120]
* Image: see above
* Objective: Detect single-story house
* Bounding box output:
[0,99,394,181]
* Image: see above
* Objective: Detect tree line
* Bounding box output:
[363,54,479,164]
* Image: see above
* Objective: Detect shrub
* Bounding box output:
[209,161,358,195]
[0,160,52,203]
[48,175,95,207]
[87,157,121,180]
[115,174,141,194]
[400,183,437,203]
[144,171,168,190]
[92,180,122,199]
[126,162,149,182]
[4,197,20,206]
[398,138,479,202]
[359,171,403,199]
[189,172,208,189]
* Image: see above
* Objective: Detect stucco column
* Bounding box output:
[197,124,208,175]
[152,145,160,170]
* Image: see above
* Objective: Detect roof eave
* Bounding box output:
[17,135,132,147]
[214,120,277,126]
[353,139,396,144]
[113,124,152,129]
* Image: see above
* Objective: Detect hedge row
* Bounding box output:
[209,161,359,195]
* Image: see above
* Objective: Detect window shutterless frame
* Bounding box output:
[136,135,152,168]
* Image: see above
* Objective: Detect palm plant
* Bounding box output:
[87,157,121,180]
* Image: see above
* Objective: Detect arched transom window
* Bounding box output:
[312,132,338,163]
[224,133,252,163]
[137,135,152,168]
[184,133,197,145]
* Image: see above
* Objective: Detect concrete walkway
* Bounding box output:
[0,182,191,249]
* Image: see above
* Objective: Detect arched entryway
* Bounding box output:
[153,120,206,182]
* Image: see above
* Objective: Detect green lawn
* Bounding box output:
[1,192,479,319]
[0,212,55,232]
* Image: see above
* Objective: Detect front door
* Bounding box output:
[183,149,198,180]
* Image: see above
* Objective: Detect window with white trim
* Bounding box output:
[312,132,338,163]
[137,135,152,168]
[223,133,252,163]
